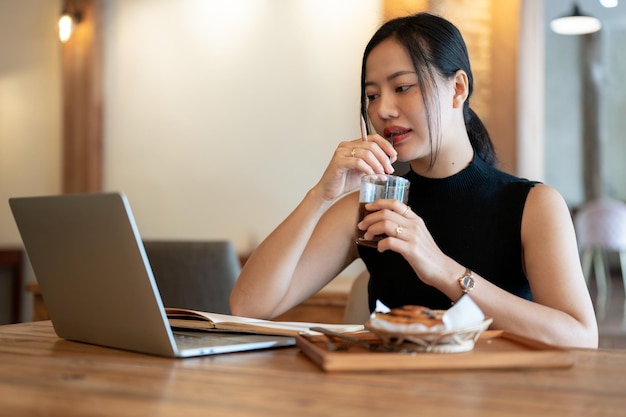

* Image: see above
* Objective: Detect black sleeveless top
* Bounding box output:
[357,155,538,311]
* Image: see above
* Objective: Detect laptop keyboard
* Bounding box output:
[173,330,286,349]
[174,331,234,349]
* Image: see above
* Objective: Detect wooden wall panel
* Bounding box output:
[61,0,103,193]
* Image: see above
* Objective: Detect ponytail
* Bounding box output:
[465,107,497,166]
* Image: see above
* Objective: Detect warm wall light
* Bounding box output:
[58,1,81,43]
[550,4,601,35]
[58,13,74,43]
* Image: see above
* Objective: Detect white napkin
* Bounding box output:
[374,299,391,314]
[442,295,485,329]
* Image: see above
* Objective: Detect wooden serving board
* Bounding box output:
[295,330,575,372]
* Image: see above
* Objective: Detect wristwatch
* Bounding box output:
[457,268,475,294]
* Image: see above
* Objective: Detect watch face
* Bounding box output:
[461,275,475,291]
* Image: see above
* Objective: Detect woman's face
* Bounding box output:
[364,37,454,163]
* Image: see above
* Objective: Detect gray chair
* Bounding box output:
[343,270,371,324]
[143,240,240,314]
[574,199,626,320]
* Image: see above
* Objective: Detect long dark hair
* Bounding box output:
[360,13,497,167]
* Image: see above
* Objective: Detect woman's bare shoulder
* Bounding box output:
[521,183,578,256]
[524,183,571,220]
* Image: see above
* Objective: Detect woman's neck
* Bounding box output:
[409,134,474,179]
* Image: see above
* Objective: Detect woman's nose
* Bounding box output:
[376,93,399,120]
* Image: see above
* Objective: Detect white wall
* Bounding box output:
[0,0,382,253]
[0,0,62,323]
[0,0,62,245]
[103,0,382,254]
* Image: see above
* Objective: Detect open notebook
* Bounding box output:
[9,193,303,358]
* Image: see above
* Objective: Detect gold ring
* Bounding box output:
[401,205,410,217]
[395,226,403,236]
[351,148,357,158]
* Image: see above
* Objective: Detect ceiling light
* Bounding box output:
[550,4,601,35]
[599,0,618,8]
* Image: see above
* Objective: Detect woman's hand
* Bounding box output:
[314,134,397,203]
[357,199,451,285]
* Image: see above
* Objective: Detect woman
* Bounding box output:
[230,13,598,348]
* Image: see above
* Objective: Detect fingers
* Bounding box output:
[358,216,411,244]
[357,201,415,241]
[362,200,412,218]
[340,136,396,174]
[363,133,397,161]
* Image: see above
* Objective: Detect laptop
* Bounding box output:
[9,192,295,358]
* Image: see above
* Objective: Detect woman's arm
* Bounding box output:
[513,184,598,347]
[230,135,396,319]
[362,185,598,348]
[230,189,359,319]
[454,185,598,347]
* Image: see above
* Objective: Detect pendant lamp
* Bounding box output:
[550,3,601,35]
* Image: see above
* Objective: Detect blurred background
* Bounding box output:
[1,0,625,327]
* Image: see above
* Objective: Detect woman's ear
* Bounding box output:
[452,70,469,109]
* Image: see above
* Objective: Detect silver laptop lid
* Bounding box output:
[10,193,182,356]
[11,192,295,357]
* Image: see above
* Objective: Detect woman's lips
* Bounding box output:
[384,127,411,145]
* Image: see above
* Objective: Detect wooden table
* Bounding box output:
[1,321,625,416]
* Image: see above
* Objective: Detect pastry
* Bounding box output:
[366,305,446,333]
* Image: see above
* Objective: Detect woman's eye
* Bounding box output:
[396,84,413,93]
[366,93,379,101]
